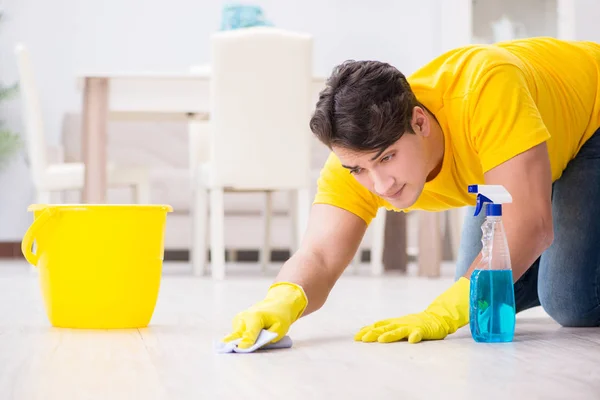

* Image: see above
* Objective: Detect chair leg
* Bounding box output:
[370,207,386,276]
[191,187,208,276]
[418,211,442,278]
[210,187,225,280]
[288,190,298,255]
[133,181,151,204]
[55,191,66,204]
[351,248,362,273]
[295,188,310,250]
[36,190,52,204]
[260,191,272,273]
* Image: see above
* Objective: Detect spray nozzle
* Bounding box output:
[468,184,513,217]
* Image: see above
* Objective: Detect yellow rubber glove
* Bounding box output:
[222,281,308,349]
[355,277,470,344]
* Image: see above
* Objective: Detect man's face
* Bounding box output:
[333,131,429,210]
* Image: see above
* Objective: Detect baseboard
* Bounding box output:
[0,241,381,263]
[0,242,22,258]
[164,249,376,263]
[162,249,296,262]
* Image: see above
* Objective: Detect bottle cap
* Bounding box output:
[486,203,502,216]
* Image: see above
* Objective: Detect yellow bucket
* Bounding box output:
[21,204,173,329]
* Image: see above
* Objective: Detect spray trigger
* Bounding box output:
[474,194,493,216]
[468,184,512,217]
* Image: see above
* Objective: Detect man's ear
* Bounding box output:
[411,106,428,136]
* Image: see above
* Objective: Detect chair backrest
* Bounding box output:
[209,27,313,190]
[14,44,47,183]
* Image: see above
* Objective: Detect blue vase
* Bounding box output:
[220,4,273,31]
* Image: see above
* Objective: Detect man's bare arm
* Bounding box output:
[274,203,369,316]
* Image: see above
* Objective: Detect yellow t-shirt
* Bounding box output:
[313,37,600,225]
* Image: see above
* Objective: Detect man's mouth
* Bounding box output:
[385,184,405,200]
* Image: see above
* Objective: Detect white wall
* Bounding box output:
[0,0,472,240]
[473,0,600,44]
[472,0,558,43]
[558,0,600,42]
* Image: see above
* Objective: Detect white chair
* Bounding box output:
[350,207,386,275]
[14,44,150,204]
[190,27,313,279]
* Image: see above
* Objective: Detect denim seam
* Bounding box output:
[595,259,600,326]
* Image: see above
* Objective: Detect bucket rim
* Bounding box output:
[27,204,174,212]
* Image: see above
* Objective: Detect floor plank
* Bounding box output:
[1,261,598,399]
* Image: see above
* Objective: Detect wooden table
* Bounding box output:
[76,69,327,204]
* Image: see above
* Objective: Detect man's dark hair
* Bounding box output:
[309,60,421,153]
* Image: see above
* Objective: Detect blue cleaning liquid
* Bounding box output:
[469,269,516,343]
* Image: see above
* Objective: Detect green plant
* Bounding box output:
[0,83,20,170]
[0,11,21,169]
[0,11,22,171]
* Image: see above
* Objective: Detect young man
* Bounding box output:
[223,37,600,348]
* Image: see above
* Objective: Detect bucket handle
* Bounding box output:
[21,207,56,267]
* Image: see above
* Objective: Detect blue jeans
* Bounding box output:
[455,128,600,327]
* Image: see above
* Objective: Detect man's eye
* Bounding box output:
[350,168,363,175]
[381,154,393,162]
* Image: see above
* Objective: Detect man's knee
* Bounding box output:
[539,291,600,327]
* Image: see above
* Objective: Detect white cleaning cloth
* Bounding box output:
[215,329,293,353]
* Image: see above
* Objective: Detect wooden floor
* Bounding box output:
[1,260,599,400]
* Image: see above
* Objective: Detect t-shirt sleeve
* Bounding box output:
[467,64,551,173]
[313,152,383,225]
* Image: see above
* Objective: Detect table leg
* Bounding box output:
[418,211,442,278]
[82,77,109,203]
[382,210,407,272]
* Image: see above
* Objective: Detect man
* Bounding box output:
[223,37,600,348]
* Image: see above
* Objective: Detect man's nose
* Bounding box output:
[372,172,394,196]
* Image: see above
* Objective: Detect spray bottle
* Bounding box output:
[467,184,516,343]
